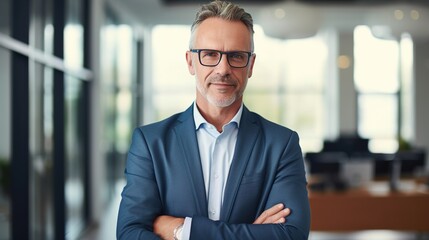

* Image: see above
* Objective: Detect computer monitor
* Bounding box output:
[323,135,369,157]
[372,149,426,176]
[305,152,348,175]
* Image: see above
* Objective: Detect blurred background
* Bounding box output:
[1,0,429,239]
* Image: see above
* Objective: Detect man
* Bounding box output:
[117,1,311,239]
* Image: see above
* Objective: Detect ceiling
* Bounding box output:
[106,0,429,39]
[160,0,427,4]
[161,0,284,3]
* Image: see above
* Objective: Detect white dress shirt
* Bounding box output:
[180,102,243,240]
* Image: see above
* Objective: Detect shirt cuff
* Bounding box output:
[181,217,192,240]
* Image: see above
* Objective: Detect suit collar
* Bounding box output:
[192,102,244,130]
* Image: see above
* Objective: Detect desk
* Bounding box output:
[309,181,429,231]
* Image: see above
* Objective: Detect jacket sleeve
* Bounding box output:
[116,128,162,240]
[189,131,311,240]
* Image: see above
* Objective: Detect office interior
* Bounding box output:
[1,0,429,239]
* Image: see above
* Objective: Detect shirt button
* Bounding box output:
[214,174,219,179]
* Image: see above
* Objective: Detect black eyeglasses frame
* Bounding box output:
[189,49,253,68]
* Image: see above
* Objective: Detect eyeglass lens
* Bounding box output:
[199,50,249,68]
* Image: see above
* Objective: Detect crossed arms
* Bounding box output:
[154,203,291,240]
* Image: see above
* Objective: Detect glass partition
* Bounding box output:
[29,0,55,238]
[100,23,137,202]
[64,0,87,237]
[0,0,10,36]
[0,44,11,240]
[29,61,55,240]
[64,75,86,239]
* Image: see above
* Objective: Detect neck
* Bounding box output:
[196,99,241,132]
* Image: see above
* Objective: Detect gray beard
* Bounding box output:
[196,81,238,108]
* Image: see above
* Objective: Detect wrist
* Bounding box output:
[173,223,184,240]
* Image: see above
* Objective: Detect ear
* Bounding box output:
[186,51,196,75]
[247,53,256,78]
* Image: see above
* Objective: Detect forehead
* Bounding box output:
[194,17,252,51]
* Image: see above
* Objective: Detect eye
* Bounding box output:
[201,50,220,58]
[229,52,246,61]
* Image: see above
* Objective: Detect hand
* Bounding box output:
[153,215,185,240]
[253,203,290,224]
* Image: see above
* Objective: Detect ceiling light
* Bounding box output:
[410,10,420,20]
[274,8,286,19]
[337,55,350,69]
[394,10,404,20]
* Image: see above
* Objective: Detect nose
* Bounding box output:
[215,53,232,75]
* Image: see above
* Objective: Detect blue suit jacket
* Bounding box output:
[117,105,311,239]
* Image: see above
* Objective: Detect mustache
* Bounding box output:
[208,76,236,85]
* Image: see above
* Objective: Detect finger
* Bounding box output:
[275,217,286,224]
[253,203,284,224]
[263,208,290,224]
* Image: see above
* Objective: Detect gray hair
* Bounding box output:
[189,0,254,50]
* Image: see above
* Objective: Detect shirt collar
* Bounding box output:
[193,102,243,130]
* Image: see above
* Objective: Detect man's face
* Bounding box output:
[186,18,255,108]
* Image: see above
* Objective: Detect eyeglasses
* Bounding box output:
[189,49,252,68]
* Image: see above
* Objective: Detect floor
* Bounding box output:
[80,181,429,240]
[80,182,122,240]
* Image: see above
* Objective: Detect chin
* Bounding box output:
[207,95,237,108]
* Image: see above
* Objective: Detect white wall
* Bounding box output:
[338,30,357,135]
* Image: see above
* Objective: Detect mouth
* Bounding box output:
[209,82,236,93]
[210,82,234,87]
[206,75,237,93]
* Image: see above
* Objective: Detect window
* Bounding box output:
[354,25,406,153]
[100,23,138,202]
[151,25,195,121]
[3,0,93,237]
[247,27,329,152]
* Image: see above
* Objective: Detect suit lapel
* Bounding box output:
[220,106,260,221]
[173,106,208,217]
